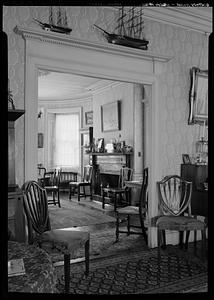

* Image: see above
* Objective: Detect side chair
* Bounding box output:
[156,175,206,264]
[115,167,148,244]
[102,167,133,211]
[22,180,90,294]
[69,165,93,202]
[42,169,61,207]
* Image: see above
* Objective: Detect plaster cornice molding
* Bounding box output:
[14,26,171,63]
[111,6,212,34]
[143,7,212,34]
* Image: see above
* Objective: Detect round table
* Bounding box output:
[8,241,57,293]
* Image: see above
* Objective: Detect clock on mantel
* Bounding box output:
[8,109,25,192]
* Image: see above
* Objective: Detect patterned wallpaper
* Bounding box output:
[3,6,209,185]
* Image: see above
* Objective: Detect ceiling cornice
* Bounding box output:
[110,6,212,34]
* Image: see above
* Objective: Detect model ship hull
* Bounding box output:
[106,33,149,50]
[34,19,72,35]
[94,25,149,50]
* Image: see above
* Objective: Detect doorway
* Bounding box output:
[21,28,170,247]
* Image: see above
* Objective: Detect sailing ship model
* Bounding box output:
[34,6,72,35]
[94,7,149,50]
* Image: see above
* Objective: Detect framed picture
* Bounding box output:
[97,138,104,152]
[38,133,43,148]
[101,101,121,132]
[188,67,208,125]
[85,111,93,125]
[182,154,191,164]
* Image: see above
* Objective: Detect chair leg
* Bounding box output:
[194,230,197,254]
[58,189,61,207]
[116,212,119,242]
[114,193,117,212]
[102,190,105,209]
[157,228,161,268]
[64,254,70,294]
[161,230,166,249]
[185,230,190,250]
[127,214,130,235]
[85,239,90,276]
[139,213,148,244]
[77,186,80,202]
[90,185,93,200]
[201,229,206,261]
[179,231,184,249]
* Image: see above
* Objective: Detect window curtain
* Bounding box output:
[54,114,79,169]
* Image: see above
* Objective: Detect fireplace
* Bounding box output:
[90,153,132,201]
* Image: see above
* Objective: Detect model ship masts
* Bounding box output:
[34,6,72,35]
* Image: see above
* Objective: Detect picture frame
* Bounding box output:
[38,133,44,148]
[182,154,191,164]
[188,67,208,125]
[101,100,121,132]
[97,138,104,152]
[85,111,93,125]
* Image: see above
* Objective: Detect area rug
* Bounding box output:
[50,227,148,263]
[55,247,207,294]
[48,199,116,229]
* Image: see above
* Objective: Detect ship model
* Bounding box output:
[34,6,72,35]
[94,6,149,50]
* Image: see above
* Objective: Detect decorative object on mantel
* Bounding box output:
[33,6,72,35]
[8,79,15,110]
[94,6,149,50]
[195,120,208,165]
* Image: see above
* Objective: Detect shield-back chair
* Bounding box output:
[42,169,61,207]
[22,180,90,293]
[156,175,206,264]
[115,167,148,244]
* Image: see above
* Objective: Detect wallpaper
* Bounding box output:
[3,6,209,185]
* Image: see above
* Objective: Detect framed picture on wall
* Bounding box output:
[101,100,121,132]
[188,67,208,125]
[85,111,93,125]
[182,154,191,164]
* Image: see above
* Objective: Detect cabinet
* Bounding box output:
[8,109,26,242]
[181,164,208,217]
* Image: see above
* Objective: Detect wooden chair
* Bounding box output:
[102,167,133,211]
[69,165,93,202]
[115,167,148,244]
[156,175,206,264]
[59,171,78,194]
[42,169,61,207]
[22,180,90,294]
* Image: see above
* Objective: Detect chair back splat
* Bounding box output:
[22,180,51,244]
[157,175,192,217]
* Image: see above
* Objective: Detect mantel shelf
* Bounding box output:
[89,152,133,156]
[8,109,25,121]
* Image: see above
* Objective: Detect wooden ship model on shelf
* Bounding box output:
[94,6,149,50]
[34,6,72,35]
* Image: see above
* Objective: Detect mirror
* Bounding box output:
[188,67,208,125]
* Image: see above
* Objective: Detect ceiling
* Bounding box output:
[38,70,112,101]
[38,6,212,101]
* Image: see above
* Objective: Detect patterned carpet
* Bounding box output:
[55,246,207,294]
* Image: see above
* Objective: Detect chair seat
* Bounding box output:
[156,215,205,231]
[103,187,126,193]
[69,181,90,187]
[117,206,146,215]
[40,228,90,255]
[45,186,58,190]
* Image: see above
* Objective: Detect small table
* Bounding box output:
[8,241,57,293]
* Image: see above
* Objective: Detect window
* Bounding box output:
[54,113,79,169]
